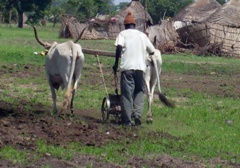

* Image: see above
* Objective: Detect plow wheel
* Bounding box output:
[101,97,109,122]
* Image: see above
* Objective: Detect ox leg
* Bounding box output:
[69,64,83,114]
[61,71,76,114]
[49,83,58,115]
[145,70,153,124]
[70,89,76,114]
[146,70,158,123]
[148,80,157,123]
[61,87,71,113]
[146,93,153,124]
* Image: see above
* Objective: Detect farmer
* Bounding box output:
[112,12,155,126]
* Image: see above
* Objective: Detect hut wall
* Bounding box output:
[208,23,240,57]
[81,21,123,40]
[147,20,179,48]
[108,22,123,39]
[176,23,210,47]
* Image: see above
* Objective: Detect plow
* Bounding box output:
[94,51,122,123]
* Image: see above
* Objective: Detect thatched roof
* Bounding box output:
[174,0,221,22]
[206,0,240,27]
[61,15,83,39]
[60,0,153,40]
[115,0,152,32]
[60,14,119,40]
[147,20,180,53]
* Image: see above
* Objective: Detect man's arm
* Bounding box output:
[112,45,122,73]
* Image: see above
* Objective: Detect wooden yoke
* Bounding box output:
[82,48,115,57]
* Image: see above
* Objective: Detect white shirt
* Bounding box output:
[114,29,155,72]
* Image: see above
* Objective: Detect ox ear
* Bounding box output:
[74,27,87,43]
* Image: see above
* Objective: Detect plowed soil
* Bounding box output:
[0,63,240,168]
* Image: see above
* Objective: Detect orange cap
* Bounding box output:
[124,12,136,25]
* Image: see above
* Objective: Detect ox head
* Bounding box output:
[32,25,86,50]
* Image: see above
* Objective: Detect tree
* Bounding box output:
[44,6,64,27]
[216,0,226,4]
[95,0,114,15]
[116,2,129,11]
[4,0,52,28]
[141,0,193,24]
[0,0,5,23]
[59,0,115,21]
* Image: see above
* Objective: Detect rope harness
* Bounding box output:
[95,54,119,96]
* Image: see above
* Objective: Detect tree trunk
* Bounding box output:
[53,17,57,27]
[0,12,2,23]
[18,11,23,28]
[8,10,12,24]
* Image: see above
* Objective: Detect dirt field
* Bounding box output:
[0,63,240,168]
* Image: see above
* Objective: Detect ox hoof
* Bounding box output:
[146,118,153,124]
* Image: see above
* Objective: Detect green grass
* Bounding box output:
[0,24,239,166]
[1,146,28,164]
[163,53,240,75]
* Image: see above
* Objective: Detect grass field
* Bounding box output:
[0,24,239,167]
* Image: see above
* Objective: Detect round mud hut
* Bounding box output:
[205,0,240,57]
[60,0,152,40]
[114,0,153,33]
[173,0,221,48]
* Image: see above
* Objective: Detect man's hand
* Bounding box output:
[112,64,118,74]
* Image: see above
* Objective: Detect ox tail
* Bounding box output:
[62,44,78,111]
[152,51,175,108]
[158,93,175,108]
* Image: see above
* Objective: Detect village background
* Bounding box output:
[0,0,239,167]
[1,0,239,57]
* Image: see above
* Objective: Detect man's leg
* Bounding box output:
[133,70,145,125]
[121,70,135,125]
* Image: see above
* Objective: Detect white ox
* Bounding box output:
[145,48,174,123]
[32,26,85,114]
[173,21,192,30]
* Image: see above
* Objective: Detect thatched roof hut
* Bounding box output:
[115,0,152,32]
[174,0,240,57]
[60,14,113,40]
[172,0,221,49]
[60,15,83,39]
[174,0,221,23]
[81,0,153,39]
[204,0,240,56]
[146,19,180,53]
[206,0,240,27]
[60,0,152,40]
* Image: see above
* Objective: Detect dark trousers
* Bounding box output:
[120,70,145,124]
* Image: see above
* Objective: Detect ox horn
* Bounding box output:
[32,25,51,48]
[74,27,87,43]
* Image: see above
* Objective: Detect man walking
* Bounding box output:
[112,12,155,126]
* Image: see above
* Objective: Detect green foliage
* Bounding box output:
[116,2,129,10]
[2,0,52,27]
[141,0,193,24]
[1,0,206,27]
[0,146,27,164]
[216,0,227,5]
[56,0,115,21]
[37,141,75,160]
